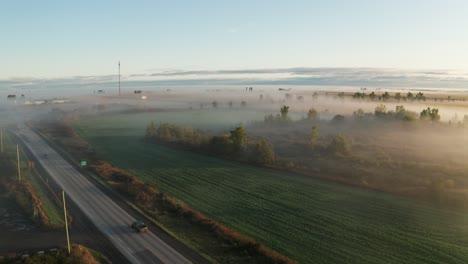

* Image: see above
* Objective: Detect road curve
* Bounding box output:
[15,126,192,264]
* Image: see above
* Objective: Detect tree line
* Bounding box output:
[145,123,275,165]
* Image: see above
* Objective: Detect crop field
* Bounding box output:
[74,111,468,264]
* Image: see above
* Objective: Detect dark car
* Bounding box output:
[131,221,148,232]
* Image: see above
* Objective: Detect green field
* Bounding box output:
[75,111,468,264]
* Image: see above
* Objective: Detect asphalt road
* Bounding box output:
[15,126,192,264]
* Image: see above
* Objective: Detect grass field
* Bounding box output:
[75,111,468,264]
[92,108,306,132]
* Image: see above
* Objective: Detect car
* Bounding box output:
[131,220,148,232]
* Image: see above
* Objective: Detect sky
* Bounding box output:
[1,0,468,80]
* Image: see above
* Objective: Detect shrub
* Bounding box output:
[395,92,401,100]
[329,134,352,155]
[209,135,233,155]
[309,125,319,144]
[382,91,390,100]
[420,107,440,121]
[230,126,247,153]
[375,104,387,117]
[332,114,345,122]
[353,108,366,120]
[251,139,275,164]
[307,108,319,120]
[403,111,419,121]
[280,105,290,120]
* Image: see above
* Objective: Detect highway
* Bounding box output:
[15,126,192,264]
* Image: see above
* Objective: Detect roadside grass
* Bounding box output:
[0,244,104,264]
[25,168,64,227]
[2,132,63,228]
[73,112,468,264]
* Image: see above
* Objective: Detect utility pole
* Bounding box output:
[118,61,121,96]
[1,128,3,153]
[62,191,71,254]
[16,144,21,181]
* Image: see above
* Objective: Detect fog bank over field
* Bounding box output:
[2,68,468,95]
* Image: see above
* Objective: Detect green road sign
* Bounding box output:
[80,160,87,167]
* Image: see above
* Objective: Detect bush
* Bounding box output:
[280,105,290,120]
[251,139,275,164]
[331,114,345,122]
[420,107,440,122]
[382,91,390,100]
[209,135,233,155]
[307,108,319,120]
[329,134,352,155]
[403,111,418,121]
[353,92,366,99]
[230,127,247,153]
[375,104,387,117]
[14,182,49,227]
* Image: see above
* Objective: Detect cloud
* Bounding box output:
[150,68,288,76]
[2,68,468,90]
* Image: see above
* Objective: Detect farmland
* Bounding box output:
[73,110,468,264]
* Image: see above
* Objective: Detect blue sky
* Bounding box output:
[1,1,468,79]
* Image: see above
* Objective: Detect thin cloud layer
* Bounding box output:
[2,68,468,90]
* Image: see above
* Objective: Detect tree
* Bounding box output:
[415,92,425,101]
[395,92,401,101]
[329,134,352,155]
[157,123,173,141]
[251,139,275,164]
[212,101,218,108]
[209,135,232,155]
[382,91,390,100]
[307,108,319,120]
[353,108,365,119]
[229,126,247,153]
[407,92,414,100]
[241,101,247,107]
[280,105,290,120]
[332,114,345,122]
[395,105,405,113]
[375,104,387,117]
[145,121,157,140]
[310,125,319,144]
[264,114,275,123]
[353,92,366,99]
[420,107,440,122]
[369,92,376,100]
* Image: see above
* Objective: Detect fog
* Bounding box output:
[3,86,468,207]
